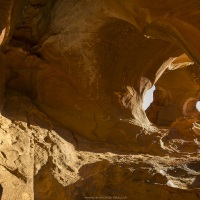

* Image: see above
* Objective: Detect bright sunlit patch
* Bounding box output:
[0,28,5,45]
[142,85,156,110]
[196,101,200,112]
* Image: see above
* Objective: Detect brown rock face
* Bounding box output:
[0,0,200,199]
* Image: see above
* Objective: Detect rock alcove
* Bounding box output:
[0,0,200,199]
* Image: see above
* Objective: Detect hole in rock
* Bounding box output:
[196,101,200,112]
[142,85,156,110]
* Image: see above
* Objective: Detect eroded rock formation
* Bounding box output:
[0,0,200,199]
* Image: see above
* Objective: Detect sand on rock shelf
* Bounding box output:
[0,0,200,199]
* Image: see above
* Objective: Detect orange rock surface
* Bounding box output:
[0,0,200,199]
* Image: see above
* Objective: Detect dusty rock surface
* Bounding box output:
[0,91,199,200]
[0,0,200,199]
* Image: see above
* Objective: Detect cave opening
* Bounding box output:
[142,85,156,110]
[196,101,200,112]
[145,63,200,127]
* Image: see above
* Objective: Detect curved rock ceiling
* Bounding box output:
[0,0,200,199]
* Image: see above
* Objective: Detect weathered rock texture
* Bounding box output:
[1,90,200,200]
[0,0,200,199]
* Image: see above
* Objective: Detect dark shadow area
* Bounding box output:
[0,184,3,199]
[187,161,200,172]
[189,175,200,189]
[34,162,68,200]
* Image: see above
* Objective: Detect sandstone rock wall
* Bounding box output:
[0,0,200,199]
